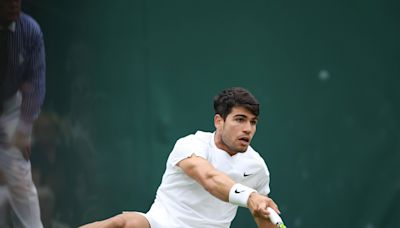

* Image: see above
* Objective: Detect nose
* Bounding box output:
[242,121,252,134]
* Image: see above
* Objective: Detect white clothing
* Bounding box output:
[0,93,43,228]
[145,131,270,228]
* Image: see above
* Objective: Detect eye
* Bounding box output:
[250,120,258,125]
[235,117,245,123]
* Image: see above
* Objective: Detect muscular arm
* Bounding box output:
[177,155,280,220]
[177,155,235,202]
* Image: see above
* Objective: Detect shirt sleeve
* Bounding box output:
[257,175,271,196]
[168,134,209,166]
[18,21,46,134]
[256,161,271,196]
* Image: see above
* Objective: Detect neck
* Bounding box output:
[214,131,237,156]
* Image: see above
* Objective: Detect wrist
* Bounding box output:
[228,183,257,208]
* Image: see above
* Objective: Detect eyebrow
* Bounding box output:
[233,114,258,120]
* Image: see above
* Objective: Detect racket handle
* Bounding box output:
[267,207,284,225]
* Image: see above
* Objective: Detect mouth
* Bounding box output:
[238,136,250,145]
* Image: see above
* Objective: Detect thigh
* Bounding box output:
[80,212,150,228]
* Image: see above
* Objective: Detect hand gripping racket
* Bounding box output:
[267,207,287,228]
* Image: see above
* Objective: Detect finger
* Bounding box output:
[258,202,269,218]
[267,200,280,214]
[269,205,280,214]
[274,204,281,214]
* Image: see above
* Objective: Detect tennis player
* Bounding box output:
[81,87,281,228]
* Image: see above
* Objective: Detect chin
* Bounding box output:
[236,147,248,153]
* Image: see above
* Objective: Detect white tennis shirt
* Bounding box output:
[146,131,270,228]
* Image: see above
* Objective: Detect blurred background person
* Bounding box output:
[37,186,70,228]
[0,0,46,227]
[31,111,96,227]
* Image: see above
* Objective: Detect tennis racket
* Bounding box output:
[267,207,287,228]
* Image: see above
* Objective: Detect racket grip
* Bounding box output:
[266,207,283,225]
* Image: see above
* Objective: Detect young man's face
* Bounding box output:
[0,0,21,24]
[214,106,258,156]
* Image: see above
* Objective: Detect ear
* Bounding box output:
[214,114,223,129]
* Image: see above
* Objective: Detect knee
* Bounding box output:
[105,212,149,228]
[122,212,150,228]
[114,216,146,228]
[111,216,127,228]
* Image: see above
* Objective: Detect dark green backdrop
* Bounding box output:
[24,0,399,227]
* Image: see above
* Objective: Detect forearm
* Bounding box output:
[178,156,279,216]
[178,155,247,202]
[179,156,235,202]
[202,168,236,202]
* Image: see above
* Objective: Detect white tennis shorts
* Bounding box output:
[135,202,170,228]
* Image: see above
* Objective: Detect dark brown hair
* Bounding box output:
[213,87,259,120]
